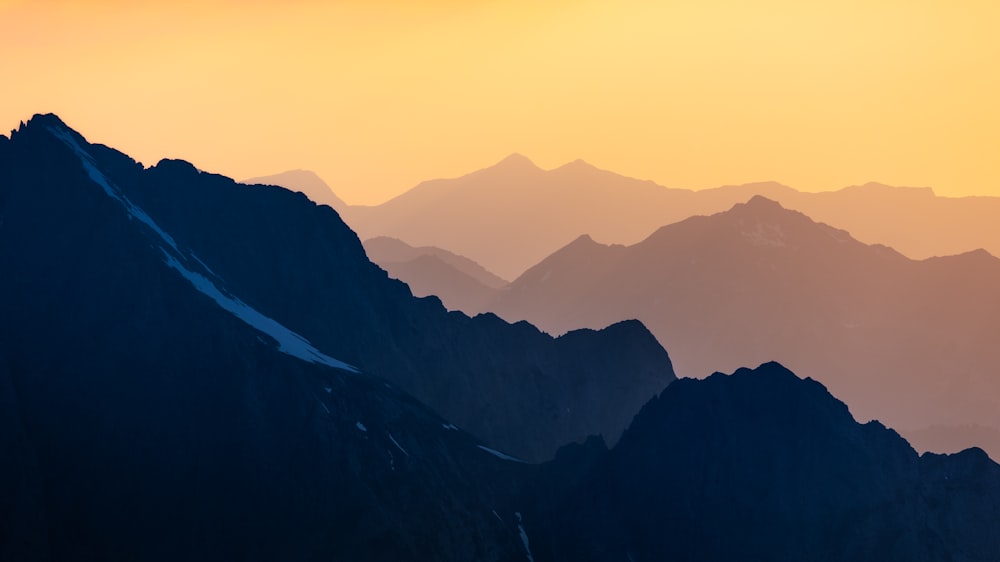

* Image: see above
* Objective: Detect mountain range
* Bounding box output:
[3,115,675,466]
[317,155,1000,280]
[4,115,1000,560]
[489,196,1000,459]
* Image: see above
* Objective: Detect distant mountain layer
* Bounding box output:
[340,155,1000,280]
[363,237,506,313]
[491,196,1000,460]
[243,169,348,212]
[364,236,508,287]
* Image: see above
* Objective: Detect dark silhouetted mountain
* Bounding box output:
[0,116,538,561]
[342,156,1000,280]
[243,169,348,212]
[1,115,673,467]
[521,362,1000,561]
[491,197,1000,459]
[362,237,505,313]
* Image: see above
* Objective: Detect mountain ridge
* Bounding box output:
[337,156,1000,279]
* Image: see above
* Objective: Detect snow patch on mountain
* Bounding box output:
[515,512,535,562]
[162,252,357,371]
[49,127,183,255]
[388,433,409,457]
[477,444,527,463]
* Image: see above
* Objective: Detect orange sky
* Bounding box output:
[3,0,999,204]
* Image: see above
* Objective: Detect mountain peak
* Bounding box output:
[742,195,786,210]
[493,152,539,170]
[553,158,599,173]
[23,112,70,131]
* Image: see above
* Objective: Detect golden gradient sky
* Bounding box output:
[3,0,999,204]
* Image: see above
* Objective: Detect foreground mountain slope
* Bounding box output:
[0,117,532,561]
[492,197,1000,458]
[1,115,675,464]
[523,362,1000,562]
[343,155,1000,280]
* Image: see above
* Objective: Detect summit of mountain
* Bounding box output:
[490,152,540,171]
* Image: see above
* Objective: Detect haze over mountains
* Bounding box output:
[302,155,1000,281]
[5,115,1000,560]
[490,196,1000,459]
[362,236,506,313]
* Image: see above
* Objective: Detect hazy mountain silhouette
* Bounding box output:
[343,157,1000,280]
[243,169,348,212]
[1,115,673,467]
[362,237,505,314]
[4,116,1000,560]
[491,197,1000,459]
[524,362,1000,561]
[344,154,699,279]
[364,236,508,288]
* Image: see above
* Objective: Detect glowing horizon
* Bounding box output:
[3,0,999,205]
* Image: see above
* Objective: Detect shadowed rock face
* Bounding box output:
[521,362,1000,562]
[490,196,1000,460]
[0,114,675,466]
